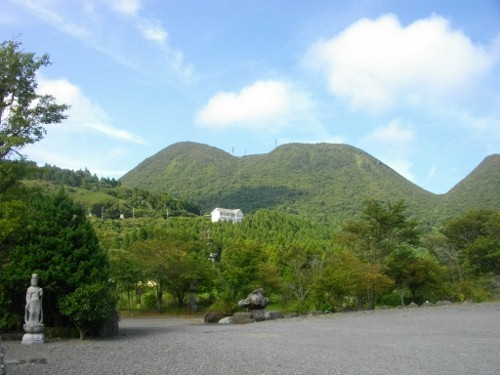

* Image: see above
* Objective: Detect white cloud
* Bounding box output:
[11,0,192,80]
[303,14,495,111]
[110,0,142,16]
[196,80,296,129]
[12,0,91,39]
[360,119,416,181]
[37,76,146,144]
[139,20,168,44]
[363,120,415,144]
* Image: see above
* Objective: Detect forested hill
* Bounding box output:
[437,153,500,217]
[120,142,499,223]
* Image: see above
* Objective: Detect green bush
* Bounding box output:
[142,292,158,310]
[378,292,407,307]
[207,299,237,315]
[44,326,79,339]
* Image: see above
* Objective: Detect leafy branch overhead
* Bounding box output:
[0,40,68,160]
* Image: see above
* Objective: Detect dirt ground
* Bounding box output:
[2,302,500,374]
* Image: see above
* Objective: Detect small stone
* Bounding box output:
[218,317,233,324]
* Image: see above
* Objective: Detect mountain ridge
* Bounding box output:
[120,142,499,223]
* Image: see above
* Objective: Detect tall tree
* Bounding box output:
[339,199,420,265]
[0,189,113,330]
[429,210,500,300]
[440,210,500,277]
[385,245,444,305]
[278,244,320,312]
[0,39,68,159]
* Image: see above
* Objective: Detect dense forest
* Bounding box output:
[29,163,202,219]
[92,199,500,314]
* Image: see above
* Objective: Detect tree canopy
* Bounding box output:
[0,39,68,160]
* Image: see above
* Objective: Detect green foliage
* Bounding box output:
[278,244,321,311]
[0,40,68,159]
[441,209,500,276]
[24,164,201,219]
[384,245,446,304]
[218,240,270,301]
[429,209,500,300]
[0,188,112,329]
[443,155,500,216]
[339,199,421,264]
[312,251,362,311]
[58,282,117,340]
[87,202,499,314]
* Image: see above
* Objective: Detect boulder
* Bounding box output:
[204,312,225,324]
[232,312,253,324]
[251,310,267,322]
[265,311,285,320]
[238,288,268,310]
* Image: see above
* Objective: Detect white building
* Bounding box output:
[211,208,244,223]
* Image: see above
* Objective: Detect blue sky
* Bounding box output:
[1,0,499,194]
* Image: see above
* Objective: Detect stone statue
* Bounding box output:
[238,288,269,310]
[22,273,45,345]
[25,273,43,325]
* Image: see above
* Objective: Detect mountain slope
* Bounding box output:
[441,154,500,215]
[120,142,497,222]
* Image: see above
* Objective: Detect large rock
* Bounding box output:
[238,288,268,310]
[250,310,267,322]
[220,310,286,324]
[204,312,225,324]
[232,312,253,324]
[265,311,285,320]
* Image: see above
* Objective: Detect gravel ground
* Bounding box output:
[2,302,499,375]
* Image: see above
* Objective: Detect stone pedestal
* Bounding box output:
[22,333,45,345]
[0,343,6,375]
[22,324,44,345]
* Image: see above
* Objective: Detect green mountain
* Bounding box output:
[120,142,499,223]
[440,154,500,216]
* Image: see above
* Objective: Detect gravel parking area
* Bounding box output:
[2,302,499,375]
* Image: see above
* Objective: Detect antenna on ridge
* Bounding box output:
[275,139,277,149]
